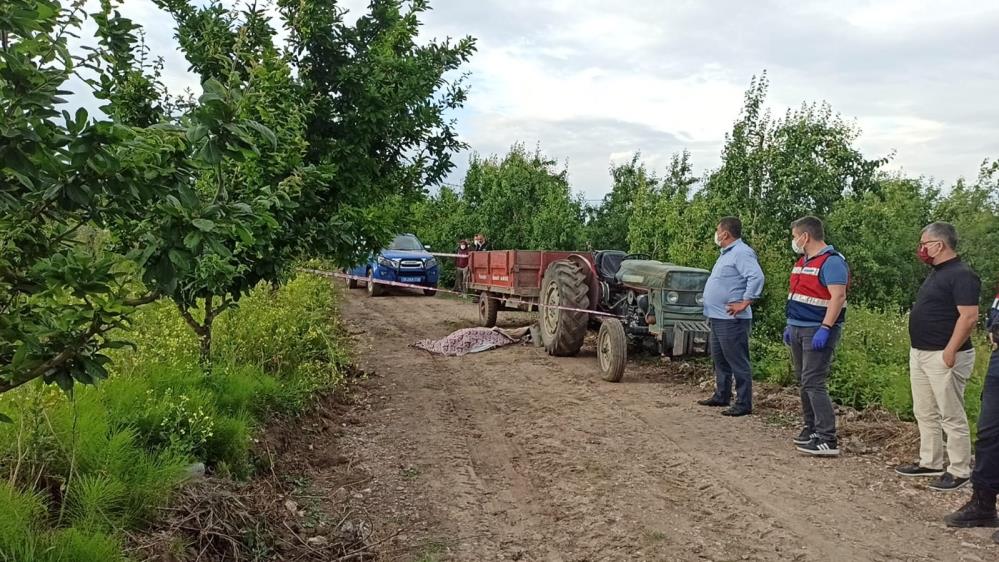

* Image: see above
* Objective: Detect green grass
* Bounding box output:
[0,274,348,561]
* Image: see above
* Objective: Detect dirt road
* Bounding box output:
[337,289,997,561]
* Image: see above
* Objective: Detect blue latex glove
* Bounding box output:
[811,326,830,350]
[782,326,792,346]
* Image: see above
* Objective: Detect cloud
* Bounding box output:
[67,0,999,198]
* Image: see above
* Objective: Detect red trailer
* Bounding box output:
[467,250,598,327]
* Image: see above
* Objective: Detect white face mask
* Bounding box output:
[791,234,806,255]
[713,232,722,247]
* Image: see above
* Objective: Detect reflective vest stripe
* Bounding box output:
[788,293,848,308]
[790,266,821,276]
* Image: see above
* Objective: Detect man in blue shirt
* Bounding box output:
[698,216,765,416]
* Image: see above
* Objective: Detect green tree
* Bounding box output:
[827,176,937,309]
[935,160,999,303]
[461,144,585,250]
[0,1,200,395]
[586,154,647,251]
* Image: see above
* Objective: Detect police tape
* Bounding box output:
[300,268,623,318]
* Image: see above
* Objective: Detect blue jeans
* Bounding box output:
[973,350,999,493]
[709,318,752,410]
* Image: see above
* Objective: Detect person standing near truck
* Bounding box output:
[698,216,765,417]
[454,239,470,292]
[473,233,490,252]
[785,216,849,457]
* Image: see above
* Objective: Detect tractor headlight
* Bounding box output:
[425,257,438,269]
[666,291,680,304]
[695,293,704,305]
[377,256,398,269]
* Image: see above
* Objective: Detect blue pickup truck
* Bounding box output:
[345,234,440,297]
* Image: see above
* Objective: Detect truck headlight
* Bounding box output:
[695,293,704,305]
[666,291,679,304]
[425,257,438,268]
[377,256,398,269]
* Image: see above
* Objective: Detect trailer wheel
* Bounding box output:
[479,291,498,327]
[598,320,627,382]
[423,288,437,297]
[366,269,383,297]
[540,260,590,356]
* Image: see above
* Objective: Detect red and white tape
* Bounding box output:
[300,268,623,319]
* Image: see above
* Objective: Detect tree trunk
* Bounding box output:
[179,296,226,371]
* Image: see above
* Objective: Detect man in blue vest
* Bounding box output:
[698,216,765,416]
[784,216,849,457]
[945,286,999,541]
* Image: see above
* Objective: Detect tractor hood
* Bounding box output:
[615,260,710,290]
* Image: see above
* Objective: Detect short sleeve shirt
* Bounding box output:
[908,257,981,351]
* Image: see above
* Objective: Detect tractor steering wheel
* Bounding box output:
[623,253,651,261]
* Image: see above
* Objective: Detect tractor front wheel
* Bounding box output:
[540,260,590,356]
[598,320,627,382]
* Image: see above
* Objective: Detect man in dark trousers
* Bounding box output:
[945,287,999,541]
[895,222,979,491]
[697,216,765,416]
[785,216,849,457]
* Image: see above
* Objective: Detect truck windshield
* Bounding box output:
[667,271,708,291]
[388,235,425,251]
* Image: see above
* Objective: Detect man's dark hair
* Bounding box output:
[791,216,825,241]
[718,216,742,240]
[922,221,959,250]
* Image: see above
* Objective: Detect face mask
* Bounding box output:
[713,232,722,247]
[917,242,939,265]
[460,245,467,250]
[791,235,805,255]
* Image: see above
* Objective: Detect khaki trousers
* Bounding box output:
[909,348,975,478]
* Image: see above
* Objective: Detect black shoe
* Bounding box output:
[697,398,728,407]
[894,463,946,477]
[796,438,839,456]
[721,407,751,417]
[929,472,971,492]
[944,487,998,527]
[793,428,817,446]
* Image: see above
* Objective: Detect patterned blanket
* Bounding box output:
[413,326,533,357]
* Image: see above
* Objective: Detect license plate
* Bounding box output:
[400,276,422,283]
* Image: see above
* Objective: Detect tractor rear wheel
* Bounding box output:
[598,320,627,382]
[479,291,498,327]
[540,260,590,356]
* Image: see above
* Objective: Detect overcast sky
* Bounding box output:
[81,0,999,200]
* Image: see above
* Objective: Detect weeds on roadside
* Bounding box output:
[0,274,348,560]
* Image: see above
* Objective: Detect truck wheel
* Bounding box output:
[598,320,627,382]
[345,270,358,289]
[479,291,498,327]
[366,269,383,297]
[540,260,590,356]
[423,288,437,297]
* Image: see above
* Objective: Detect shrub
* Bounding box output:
[0,274,346,560]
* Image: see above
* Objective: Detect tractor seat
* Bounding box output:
[595,250,627,282]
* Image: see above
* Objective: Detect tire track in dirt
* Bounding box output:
[338,289,997,561]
